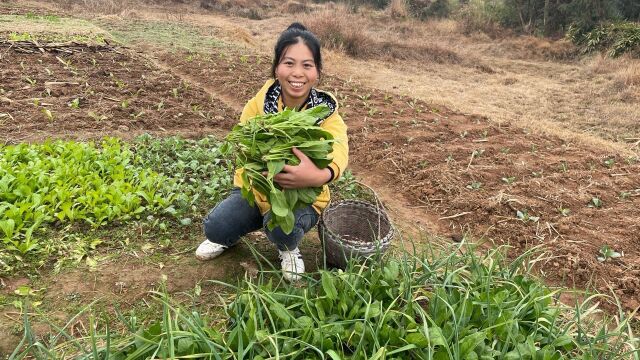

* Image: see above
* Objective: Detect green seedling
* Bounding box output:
[467,181,482,190]
[502,176,516,185]
[130,111,145,120]
[603,158,615,168]
[68,98,80,109]
[87,111,107,122]
[23,76,36,86]
[156,101,164,111]
[557,207,571,216]
[516,210,539,223]
[41,108,53,121]
[589,197,603,208]
[172,88,179,98]
[620,191,630,200]
[121,99,130,109]
[559,161,569,173]
[597,245,621,262]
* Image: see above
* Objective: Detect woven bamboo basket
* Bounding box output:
[319,184,394,269]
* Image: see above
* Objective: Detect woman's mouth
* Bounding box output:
[288,81,305,89]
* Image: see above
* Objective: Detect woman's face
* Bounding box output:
[275,41,319,109]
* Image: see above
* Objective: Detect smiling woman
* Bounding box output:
[196,22,349,282]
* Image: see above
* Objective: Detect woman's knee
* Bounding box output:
[202,190,262,246]
[264,208,319,250]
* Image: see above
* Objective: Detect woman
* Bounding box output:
[196,22,349,282]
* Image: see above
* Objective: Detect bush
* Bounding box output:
[568,21,640,57]
[406,0,451,20]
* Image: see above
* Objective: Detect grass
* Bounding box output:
[0,14,108,41]
[8,240,640,359]
[97,19,225,51]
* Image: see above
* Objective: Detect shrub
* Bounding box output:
[568,21,640,57]
[406,0,451,20]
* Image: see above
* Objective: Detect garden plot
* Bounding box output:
[0,39,238,143]
[162,47,640,312]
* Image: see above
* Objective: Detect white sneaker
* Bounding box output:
[195,239,227,260]
[279,248,305,282]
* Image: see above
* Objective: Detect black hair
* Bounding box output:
[271,22,322,79]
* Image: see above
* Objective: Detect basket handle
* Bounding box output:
[326,179,388,243]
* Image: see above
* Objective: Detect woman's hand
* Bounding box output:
[273,147,332,189]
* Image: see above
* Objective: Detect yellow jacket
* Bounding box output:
[232,79,349,215]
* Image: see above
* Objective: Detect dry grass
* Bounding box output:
[587,54,640,92]
[386,0,408,19]
[281,0,308,14]
[614,61,640,88]
[303,7,462,64]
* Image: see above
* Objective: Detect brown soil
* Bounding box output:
[0,44,237,143]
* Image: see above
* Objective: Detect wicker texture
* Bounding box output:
[319,199,394,269]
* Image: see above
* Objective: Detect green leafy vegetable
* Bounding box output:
[223,105,335,234]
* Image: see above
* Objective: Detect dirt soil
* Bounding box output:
[0,43,237,143]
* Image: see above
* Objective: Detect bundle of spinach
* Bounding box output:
[221,105,335,234]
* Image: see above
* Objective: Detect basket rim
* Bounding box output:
[319,199,394,249]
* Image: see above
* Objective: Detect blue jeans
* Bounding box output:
[203,188,319,251]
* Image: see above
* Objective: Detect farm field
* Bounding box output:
[1,0,639,358]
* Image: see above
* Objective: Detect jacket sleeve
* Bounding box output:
[321,112,349,182]
[239,97,260,124]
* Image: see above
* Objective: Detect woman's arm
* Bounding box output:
[273,112,349,189]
